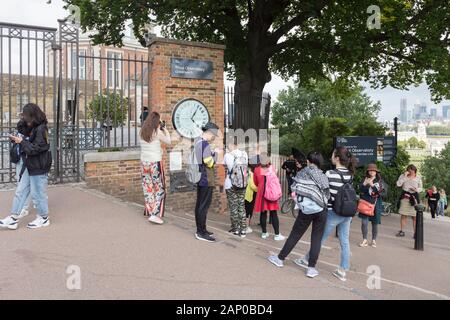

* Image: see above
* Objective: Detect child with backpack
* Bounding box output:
[253,153,285,241]
[296,147,358,282]
[224,141,249,237]
[244,161,259,234]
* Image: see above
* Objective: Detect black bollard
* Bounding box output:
[414,204,425,251]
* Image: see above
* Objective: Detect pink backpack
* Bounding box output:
[263,166,282,202]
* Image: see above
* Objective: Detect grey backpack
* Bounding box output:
[186,141,202,184]
[229,153,248,190]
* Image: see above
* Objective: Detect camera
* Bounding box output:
[160,120,166,129]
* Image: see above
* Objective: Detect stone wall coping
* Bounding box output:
[148,37,226,50]
[84,151,140,163]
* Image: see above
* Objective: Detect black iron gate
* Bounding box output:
[0,19,80,184]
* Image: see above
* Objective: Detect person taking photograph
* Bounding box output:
[140,111,171,224]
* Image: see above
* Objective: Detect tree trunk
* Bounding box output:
[233,66,271,131]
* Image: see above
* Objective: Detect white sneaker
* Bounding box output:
[359,239,369,247]
[274,234,286,241]
[261,232,270,239]
[17,208,29,219]
[27,216,50,229]
[294,258,309,269]
[306,267,319,278]
[0,215,20,230]
[332,269,347,282]
[268,255,284,268]
[371,240,377,248]
[148,215,164,225]
[246,227,253,234]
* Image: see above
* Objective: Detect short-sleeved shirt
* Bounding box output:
[194,138,217,187]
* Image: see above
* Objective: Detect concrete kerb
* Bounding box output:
[83,151,141,163]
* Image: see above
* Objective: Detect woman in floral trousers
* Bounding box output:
[140,111,171,224]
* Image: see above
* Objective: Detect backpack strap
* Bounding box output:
[335,169,353,184]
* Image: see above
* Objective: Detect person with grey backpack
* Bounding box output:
[296,147,358,282]
[187,122,221,243]
[224,140,248,237]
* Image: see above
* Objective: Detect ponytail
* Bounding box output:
[333,146,358,175]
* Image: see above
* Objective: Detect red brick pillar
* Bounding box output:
[148,38,227,215]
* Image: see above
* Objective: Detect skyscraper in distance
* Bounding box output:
[400,98,408,123]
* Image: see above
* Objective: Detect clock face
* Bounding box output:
[172,99,210,138]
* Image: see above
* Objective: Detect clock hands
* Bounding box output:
[191,105,200,122]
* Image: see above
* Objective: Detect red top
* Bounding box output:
[253,165,280,213]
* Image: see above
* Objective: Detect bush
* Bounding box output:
[87,92,128,128]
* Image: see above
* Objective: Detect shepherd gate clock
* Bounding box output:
[172,98,210,139]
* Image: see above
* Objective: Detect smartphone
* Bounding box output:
[160,120,166,129]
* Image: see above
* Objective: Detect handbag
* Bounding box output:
[358,199,376,217]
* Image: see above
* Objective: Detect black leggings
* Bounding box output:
[278,210,327,268]
[260,210,279,234]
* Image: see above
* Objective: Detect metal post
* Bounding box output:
[414,204,425,251]
[394,117,398,160]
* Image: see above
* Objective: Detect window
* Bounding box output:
[107,52,122,88]
[71,49,86,79]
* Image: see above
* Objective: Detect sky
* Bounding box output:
[1,0,449,122]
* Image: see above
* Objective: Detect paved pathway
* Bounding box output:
[0,184,449,299]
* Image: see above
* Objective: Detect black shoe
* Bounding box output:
[228,228,237,233]
[205,230,214,236]
[195,232,216,243]
[396,230,405,237]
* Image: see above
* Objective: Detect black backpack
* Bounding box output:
[333,170,358,217]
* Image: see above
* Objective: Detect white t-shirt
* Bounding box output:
[140,128,171,163]
[224,149,248,190]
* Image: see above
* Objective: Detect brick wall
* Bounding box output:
[84,152,143,204]
[83,151,227,215]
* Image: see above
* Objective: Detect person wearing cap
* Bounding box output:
[358,163,384,248]
[193,122,221,242]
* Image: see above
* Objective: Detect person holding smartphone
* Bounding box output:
[396,165,423,237]
[140,111,171,224]
[0,103,52,230]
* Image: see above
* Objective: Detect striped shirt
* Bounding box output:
[326,168,352,208]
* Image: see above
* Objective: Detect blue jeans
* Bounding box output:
[305,209,352,270]
[11,166,49,217]
[15,160,31,211]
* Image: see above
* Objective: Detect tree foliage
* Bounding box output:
[87,92,128,127]
[398,137,427,149]
[64,0,450,99]
[421,143,450,192]
[271,79,382,135]
[66,0,450,130]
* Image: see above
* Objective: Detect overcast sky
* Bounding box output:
[1,0,449,121]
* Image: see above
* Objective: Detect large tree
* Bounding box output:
[66,0,450,130]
